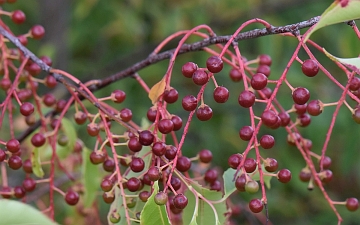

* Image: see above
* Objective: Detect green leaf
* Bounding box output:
[0,199,59,225]
[304,0,360,41]
[182,181,227,225]
[81,146,101,208]
[323,49,360,74]
[31,147,45,178]
[140,181,171,225]
[57,118,77,159]
[222,168,237,200]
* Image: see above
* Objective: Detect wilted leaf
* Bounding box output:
[323,49,360,75]
[148,77,166,104]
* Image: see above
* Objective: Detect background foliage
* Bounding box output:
[1,0,359,224]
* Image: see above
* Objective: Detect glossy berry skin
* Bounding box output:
[206,56,223,73]
[277,169,292,183]
[147,167,161,181]
[87,124,100,137]
[278,112,291,127]
[128,137,142,152]
[297,113,311,127]
[43,93,57,107]
[196,105,213,121]
[158,119,174,134]
[182,95,198,111]
[249,199,263,213]
[20,102,34,116]
[229,68,243,82]
[170,177,181,191]
[239,126,254,141]
[238,90,255,108]
[147,108,157,122]
[103,159,115,172]
[154,191,168,205]
[258,54,272,66]
[127,177,141,192]
[139,191,151,202]
[6,139,20,153]
[163,88,178,103]
[90,151,105,165]
[152,141,166,156]
[302,59,319,77]
[251,73,268,90]
[349,77,360,91]
[235,174,247,192]
[204,169,218,184]
[192,70,209,85]
[256,65,270,77]
[264,158,278,172]
[103,192,115,204]
[0,149,6,162]
[31,133,46,147]
[244,158,257,173]
[176,156,191,172]
[101,179,114,192]
[199,149,212,163]
[294,103,307,115]
[8,155,22,170]
[11,10,26,24]
[213,86,229,103]
[173,194,188,210]
[65,190,80,206]
[353,107,360,124]
[130,157,145,173]
[261,110,278,127]
[165,146,177,160]
[14,186,26,198]
[111,90,126,103]
[120,108,132,122]
[245,180,259,194]
[346,198,359,211]
[22,159,33,173]
[22,178,36,192]
[30,25,45,39]
[319,170,333,183]
[138,130,154,146]
[292,87,310,105]
[320,156,332,169]
[171,115,182,131]
[260,135,275,149]
[228,154,242,169]
[299,169,311,182]
[182,62,198,78]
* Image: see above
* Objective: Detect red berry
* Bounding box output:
[294,103,307,115]
[229,68,243,82]
[103,159,115,172]
[111,90,126,103]
[43,93,57,107]
[199,149,212,163]
[256,65,271,77]
[353,107,360,124]
[292,87,310,105]
[138,130,154,146]
[244,158,257,173]
[127,177,141,192]
[346,198,359,211]
[235,174,247,192]
[14,186,26,198]
[170,177,181,191]
[45,75,57,88]
[171,115,182,131]
[259,134,275,149]
[55,99,67,113]
[278,112,291,126]
[173,194,188,210]
[6,139,20,153]
[22,159,33,173]
[297,113,311,127]
[206,56,223,73]
[320,156,332,169]
[147,107,158,122]
[210,180,222,191]
[130,157,145,172]
[264,158,278,172]
[22,177,36,192]
[163,88,178,103]
[11,10,26,24]
[8,155,22,170]
[128,137,143,152]
[165,145,177,160]
[0,149,6,162]
[147,167,161,181]
[277,169,292,183]
[40,56,52,66]
[251,73,268,90]
[30,25,45,40]
[65,190,80,205]
[349,77,360,91]
[0,78,12,90]
[261,110,278,127]
[302,59,319,77]
[204,169,218,184]
[182,62,198,78]
[299,168,311,182]
[192,70,209,85]
[158,119,174,134]
[249,199,263,213]
[31,133,46,147]
[228,154,242,169]
[196,105,213,121]
[238,90,255,108]
[319,169,333,183]
[120,108,132,122]
[258,54,272,66]
[152,141,166,156]
[103,191,115,204]
[258,87,272,99]
[239,126,254,141]
[139,191,151,202]
[90,151,105,164]
[307,100,323,116]
[182,95,198,111]
[176,156,191,172]
[213,86,229,103]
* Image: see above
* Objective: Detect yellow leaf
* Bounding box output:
[148,77,166,104]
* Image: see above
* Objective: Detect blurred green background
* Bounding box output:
[1,0,360,224]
